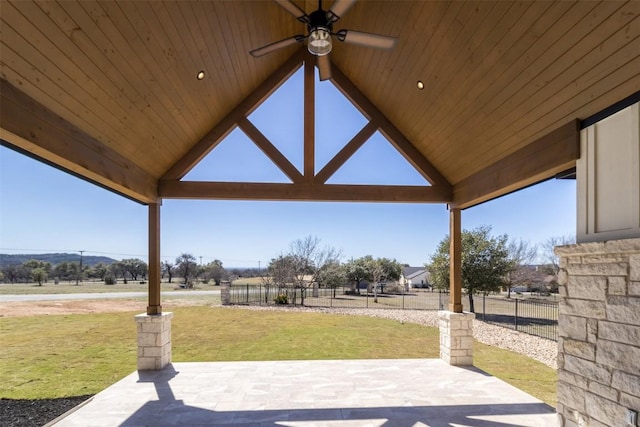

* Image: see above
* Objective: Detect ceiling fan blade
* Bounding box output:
[337,30,397,50]
[317,55,332,81]
[327,0,356,22]
[274,0,309,23]
[250,36,305,57]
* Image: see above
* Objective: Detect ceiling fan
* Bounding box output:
[249,0,398,81]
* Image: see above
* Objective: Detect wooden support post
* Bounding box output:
[304,56,315,182]
[449,207,463,313]
[147,202,162,315]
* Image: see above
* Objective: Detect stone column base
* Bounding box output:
[438,310,475,366]
[134,312,173,371]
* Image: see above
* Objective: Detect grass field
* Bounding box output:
[0,306,557,406]
[0,277,266,295]
[0,280,222,295]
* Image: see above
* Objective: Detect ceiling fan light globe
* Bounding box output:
[308,27,332,56]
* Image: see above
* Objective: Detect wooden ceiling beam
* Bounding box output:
[159,180,452,203]
[238,117,302,183]
[315,121,378,184]
[0,79,158,204]
[162,49,305,180]
[329,64,452,189]
[304,54,315,181]
[452,120,580,209]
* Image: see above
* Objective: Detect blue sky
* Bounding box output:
[0,67,576,268]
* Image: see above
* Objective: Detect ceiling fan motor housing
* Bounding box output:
[307,8,333,56]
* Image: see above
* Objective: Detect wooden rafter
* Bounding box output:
[329,65,452,188]
[238,118,302,183]
[452,120,580,209]
[315,121,378,184]
[0,79,158,204]
[162,50,305,180]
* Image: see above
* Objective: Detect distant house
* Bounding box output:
[508,265,558,294]
[400,267,431,289]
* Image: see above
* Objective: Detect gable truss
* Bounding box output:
[159,50,453,203]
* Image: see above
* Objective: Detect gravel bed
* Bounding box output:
[222,305,558,369]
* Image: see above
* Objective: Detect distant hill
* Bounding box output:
[0,253,118,267]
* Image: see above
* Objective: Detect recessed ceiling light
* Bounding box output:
[416,81,424,90]
[197,71,205,80]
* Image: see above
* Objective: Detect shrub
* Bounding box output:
[383,283,404,294]
[104,275,116,285]
[274,294,288,305]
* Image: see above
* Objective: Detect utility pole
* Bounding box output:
[77,250,85,286]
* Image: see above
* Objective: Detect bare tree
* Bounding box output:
[541,235,576,274]
[288,235,341,305]
[506,239,539,297]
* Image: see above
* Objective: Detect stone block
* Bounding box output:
[598,321,640,345]
[563,339,595,361]
[563,355,612,384]
[566,262,629,277]
[137,332,157,347]
[555,241,605,256]
[585,392,625,427]
[596,340,640,372]
[558,369,588,390]
[583,254,627,264]
[141,322,163,334]
[608,276,627,295]
[560,299,606,319]
[606,296,640,326]
[558,380,586,412]
[620,392,640,410]
[143,346,163,357]
[567,276,607,300]
[588,381,619,401]
[558,269,568,286]
[137,357,158,371]
[460,336,474,349]
[630,281,640,296]
[631,254,640,281]
[559,315,587,340]
[587,418,610,427]
[587,319,598,343]
[611,370,640,396]
[604,238,640,254]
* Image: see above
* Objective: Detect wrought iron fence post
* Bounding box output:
[515,298,519,331]
[402,289,405,310]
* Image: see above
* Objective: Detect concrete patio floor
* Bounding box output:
[52,359,556,427]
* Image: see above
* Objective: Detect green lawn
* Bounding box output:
[0,307,556,406]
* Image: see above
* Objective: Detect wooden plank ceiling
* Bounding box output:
[1,0,639,207]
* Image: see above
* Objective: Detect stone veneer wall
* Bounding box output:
[555,238,640,427]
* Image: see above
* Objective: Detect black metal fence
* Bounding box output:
[227,284,558,341]
[473,294,558,341]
